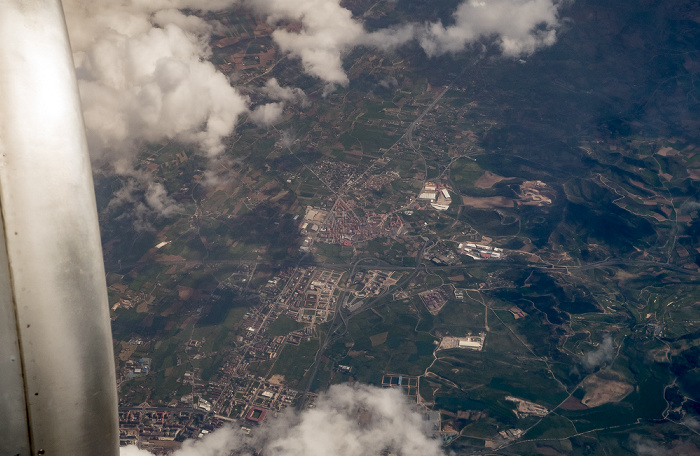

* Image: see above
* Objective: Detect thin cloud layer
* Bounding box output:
[120,384,445,456]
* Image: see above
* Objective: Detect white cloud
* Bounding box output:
[64,0,249,173]
[419,0,561,57]
[120,384,445,456]
[257,384,443,456]
[120,446,152,456]
[238,0,564,85]
[105,177,182,231]
[145,182,182,217]
[61,0,565,223]
[240,0,366,86]
[62,0,249,223]
[583,334,615,370]
[249,102,286,127]
[151,9,214,35]
[378,76,399,89]
[63,0,566,163]
[261,78,309,106]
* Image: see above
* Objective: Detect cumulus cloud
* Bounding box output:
[378,76,399,90]
[105,177,182,231]
[144,182,182,217]
[261,78,309,106]
[278,129,297,149]
[239,0,564,85]
[249,102,286,127]
[418,0,562,57]
[251,80,309,126]
[64,0,249,170]
[64,0,569,151]
[583,334,615,370]
[63,0,566,159]
[61,0,565,223]
[241,0,367,86]
[61,0,250,223]
[120,384,445,456]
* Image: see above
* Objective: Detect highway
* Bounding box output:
[110,255,700,277]
[110,246,699,412]
[295,240,428,409]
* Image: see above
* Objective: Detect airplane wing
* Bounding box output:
[0,1,119,454]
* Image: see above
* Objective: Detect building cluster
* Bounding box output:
[509,306,528,319]
[125,358,152,379]
[119,408,221,450]
[177,280,298,397]
[118,256,462,453]
[299,202,404,248]
[245,332,286,362]
[358,171,400,192]
[506,396,550,418]
[324,208,403,245]
[418,182,452,211]
[429,248,460,265]
[498,428,525,441]
[235,306,285,362]
[209,359,310,419]
[230,379,301,418]
[113,54,514,454]
[118,375,312,452]
[438,334,486,351]
[419,287,452,315]
[310,159,357,190]
[382,374,420,397]
[457,243,504,260]
[276,267,342,324]
[109,283,153,311]
[354,270,399,297]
